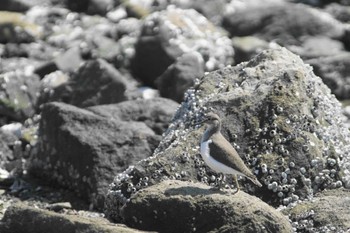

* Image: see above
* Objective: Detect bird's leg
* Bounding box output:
[233,175,240,194]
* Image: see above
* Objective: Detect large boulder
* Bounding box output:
[0,203,149,233]
[29,102,161,208]
[105,48,350,221]
[121,180,293,233]
[131,7,233,86]
[0,72,41,121]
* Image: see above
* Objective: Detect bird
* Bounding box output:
[199,112,262,193]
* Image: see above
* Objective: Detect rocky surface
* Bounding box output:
[122,180,293,233]
[106,48,350,220]
[1,0,350,232]
[131,7,233,87]
[283,188,350,232]
[0,203,149,233]
[29,102,161,209]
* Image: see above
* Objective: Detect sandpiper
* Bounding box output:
[199,112,262,193]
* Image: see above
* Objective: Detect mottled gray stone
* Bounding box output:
[121,180,293,233]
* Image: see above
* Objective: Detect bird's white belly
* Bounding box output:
[200,140,244,176]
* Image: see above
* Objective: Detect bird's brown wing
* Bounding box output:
[209,133,254,177]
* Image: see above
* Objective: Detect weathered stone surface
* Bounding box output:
[0,11,40,43]
[325,3,350,23]
[121,180,293,233]
[40,59,128,108]
[306,53,350,100]
[284,188,350,232]
[106,48,350,221]
[223,2,345,46]
[0,130,16,171]
[0,72,41,121]
[156,51,204,102]
[0,203,149,233]
[131,7,233,86]
[29,102,161,208]
[88,98,179,135]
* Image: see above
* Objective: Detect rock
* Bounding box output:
[288,36,345,60]
[306,52,350,100]
[29,102,161,208]
[54,46,84,73]
[106,48,350,220]
[0,203,149,233]
[0,72,41,121]
[0,131,17,171]
[40,59,129,108]
[0,0,30,12]
[156,51,204,103]
[88,98,179,135]
[131,7,234,87]
[222,2,345,46]
[284,188,350,232]
[121,180,293,233]
[231,36,275,64]
[325,3,350,23]
[0,11,40,43]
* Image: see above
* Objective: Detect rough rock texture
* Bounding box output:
[325,3,350,23]
[88,98,179,135]
[40,59,129,108]
[0,11,39,44]
[29,102,161,208]
[0,203,149,233]
[131,7,233,86]
[222,2,345,46]
[0,131,16,171]
[306,53,350,100]
[0,72,41,121]
[106,48,350,220]
[284,188,350,232]
[121,180,293,233]
[156,52,204,102]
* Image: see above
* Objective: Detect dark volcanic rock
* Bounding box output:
[0,72,41,121]
[131,7,233,87]
[222,2,345,46]
[284,188,350,232]
[306,53,350,100]
[106,48,350,221]
[121,180,293,233]
[0,130,17,171]
[156,52,205,103]
[88,98,179,135]
[29,102,161,208]
[0,203,149,233]
[40,59,128,108]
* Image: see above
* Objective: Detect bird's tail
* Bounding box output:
[248,176,262,187]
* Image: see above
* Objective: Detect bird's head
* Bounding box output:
[198,112,221,127]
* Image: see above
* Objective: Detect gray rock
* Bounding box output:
[29,102,161,208]
[326,3,350,23]
[222,2,345,46]
[284,188,350,232]
[88,98,179,135]
[41,59,128,108]
[231,36,275,64]
[121,180,293,233]
[0,131,17,172]
[306,52,350,100]
[0,203,149,233]
[106,48,350,220]
[156,52,205,103]
[0,72,41,121]
[131,7,234,86]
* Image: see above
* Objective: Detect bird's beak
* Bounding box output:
[194,118,208,126]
